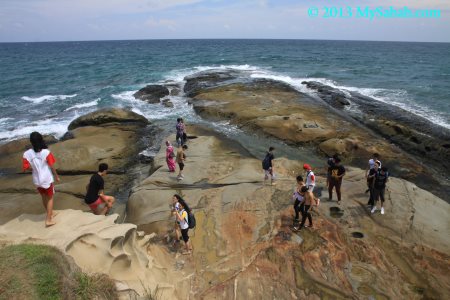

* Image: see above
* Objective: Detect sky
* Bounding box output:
[0,0,449,42]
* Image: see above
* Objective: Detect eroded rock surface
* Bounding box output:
[127,127,450,299]
[184,70,448,199]
[0,210,185,298]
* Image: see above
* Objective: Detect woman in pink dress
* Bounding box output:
[165,141,176,172]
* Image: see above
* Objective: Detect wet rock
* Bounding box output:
[302,81,350,107]
[68,108,149,130]
[162,98,174,108]
[133,84,169,103]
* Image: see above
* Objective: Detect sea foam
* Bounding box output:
[21,94,77,104]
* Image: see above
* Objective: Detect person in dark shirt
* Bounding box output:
[371,166,389,215]
[327,158,346,204]
[366,161,380,207]
[262,147,275,185]
[85,163,115,215]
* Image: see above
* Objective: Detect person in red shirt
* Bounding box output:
[22,132,60,227]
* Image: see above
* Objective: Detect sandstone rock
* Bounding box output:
[68,108,148,130]
[0,210,185,298]
[133,85,169,103]
[127,128,450,299]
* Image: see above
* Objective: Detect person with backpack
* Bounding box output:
[22,132,60,227]
[303,163,315,192]
[262,147,275,185]
[172,194,194,254]
[371,166,389,215]
[293,175,306,225]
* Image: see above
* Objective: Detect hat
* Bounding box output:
[303,163,311,170]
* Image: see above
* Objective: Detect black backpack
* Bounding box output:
[262,153,271,170]
[188,211,196,229]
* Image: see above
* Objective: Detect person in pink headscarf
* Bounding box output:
[165,141,176,172]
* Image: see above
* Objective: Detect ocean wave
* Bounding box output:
[0,117,13,124]
[21,94,77,104]
[0,116,75,141]
[64,98,100,111]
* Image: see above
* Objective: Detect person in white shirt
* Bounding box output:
[303,163,315,192]
[22,132,60,227]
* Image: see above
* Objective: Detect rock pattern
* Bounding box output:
[0,210,186,298]
[68,108,149,130]
[133,85,170,104]
[127,127,450,299]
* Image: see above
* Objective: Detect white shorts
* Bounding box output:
[264,169,275,180]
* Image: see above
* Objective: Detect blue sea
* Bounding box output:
[0,39,449,142]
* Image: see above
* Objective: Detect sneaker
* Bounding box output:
[371,206,377,214]
[381,207,385,215]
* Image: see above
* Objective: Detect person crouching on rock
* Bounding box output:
[293,175,305,225]
[84,163,115,215]
[165,141,176,172]
[294,186,317,231]
[22,132,60,227]
[173,194,193,255]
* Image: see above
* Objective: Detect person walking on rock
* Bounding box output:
[327,157,346,205]
[294,186,317,231]
[165,141,176,172]
[371,166,389,215]
[173,194,193,255]
[303,163,315,192]
[293,175,306,225]
[85,163,115,215]
[366,161,380,207]
[176,118,186,147]
[262,147,275,185]
[365,153,381,195]
[176,144,188,180]
[22,132,60,227]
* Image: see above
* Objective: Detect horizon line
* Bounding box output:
[0,37,449,44]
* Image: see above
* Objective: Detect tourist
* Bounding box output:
[176,118,186,147]
[327,157,346,204]
[172,194,193,254]
[84,163,115,215]
[22,131,60,227]
[181,118,188,145]
[165,141,176,172]
[366,161,380,207]
[293,175,305,224]
[327,154,339,186]
[371,166,389,215]
[365,153,381,194]
[262,146,275,185]
[176,144,188,180]
[303,163,315,192]
[171,195,182,246]
[293,186,317,231]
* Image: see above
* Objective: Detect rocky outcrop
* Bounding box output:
[133,85,170,104]
[68,108,149,130]
[184,71,449,199]
[302,80,450,175]
[0,108,150,224]
[0,210,186,298]
[127,128,450,299]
